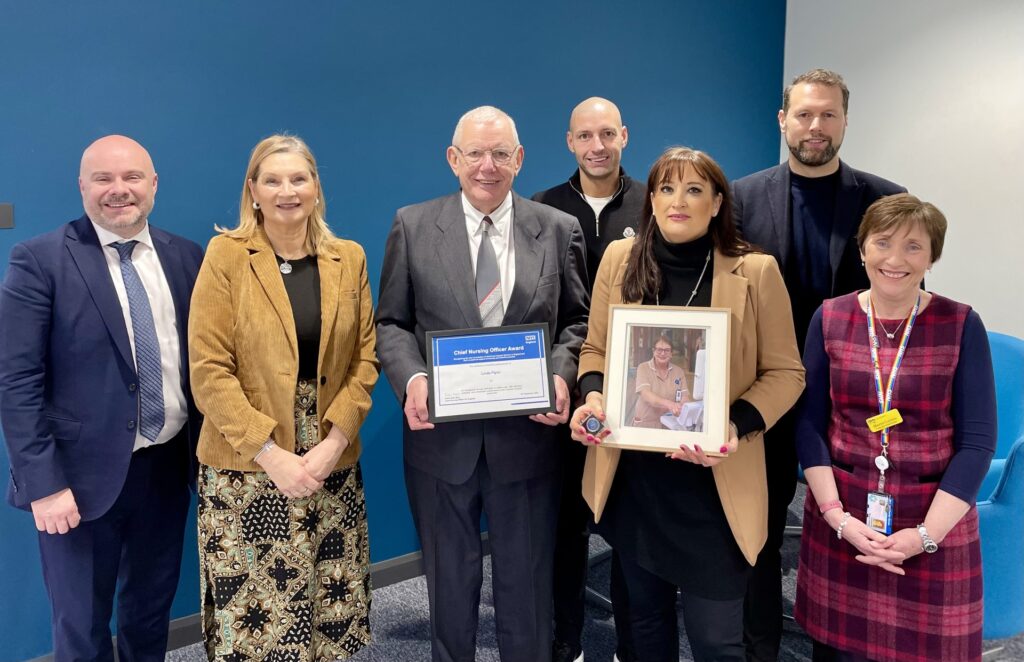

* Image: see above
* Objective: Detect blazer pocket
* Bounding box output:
[44,414,82,442]
[340,290,359,300]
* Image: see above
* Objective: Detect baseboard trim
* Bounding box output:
[26,537,492,659]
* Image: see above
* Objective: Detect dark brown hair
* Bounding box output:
[783,68,849,114]
[857,193,947,262]
[622,147,755,302]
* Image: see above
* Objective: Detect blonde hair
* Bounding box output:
[217,134,336,255]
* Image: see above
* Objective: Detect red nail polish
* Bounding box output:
[586,434,595,442]
[720,446,729,453]
[695,444,702,452]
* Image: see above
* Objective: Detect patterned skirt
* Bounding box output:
[198,379,372,661]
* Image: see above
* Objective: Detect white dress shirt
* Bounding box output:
[462,191,516,310]
[91,221,188,451]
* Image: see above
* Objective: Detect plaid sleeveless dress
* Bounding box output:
[794,293,983,662]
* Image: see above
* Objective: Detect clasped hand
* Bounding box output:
[827,514,923,575]
[256,432,349,499]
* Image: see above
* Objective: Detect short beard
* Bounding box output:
[789,138,839,167]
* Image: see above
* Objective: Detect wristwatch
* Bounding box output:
[917,523,939,553]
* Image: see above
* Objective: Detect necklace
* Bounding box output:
[656,250,711,306]
[875,316,906,340]
[279,259,293,275]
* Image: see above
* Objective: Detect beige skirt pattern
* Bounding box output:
[198,379,371,661]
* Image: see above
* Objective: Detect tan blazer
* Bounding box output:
[189,228,379,471]
[581,238,804,564]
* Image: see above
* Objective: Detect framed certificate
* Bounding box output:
[599,305,731,455]
[426,323,555,423]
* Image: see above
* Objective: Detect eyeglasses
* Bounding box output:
[453,146,518,166]
[653,347,673,354]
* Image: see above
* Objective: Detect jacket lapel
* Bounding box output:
[830,160,864,285]
[247,228,298,360]
[434,194,481,327]
[711,251,747,400]
[317,247,343,371]
[766,164,791,269]
[64,217,135,371]
[150,227,191,385]
[503,194,544,325]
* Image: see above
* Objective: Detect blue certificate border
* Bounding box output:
[425,323,555,423]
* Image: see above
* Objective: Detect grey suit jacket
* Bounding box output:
[375,192,590,485]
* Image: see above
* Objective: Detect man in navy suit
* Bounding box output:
[0,135,203,662]
[731,70,905,661]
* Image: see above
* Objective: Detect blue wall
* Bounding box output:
[0,1,786,659]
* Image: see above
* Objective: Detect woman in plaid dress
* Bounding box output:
[794,194,996,662]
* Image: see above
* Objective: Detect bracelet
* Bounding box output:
[836,512,851,541]
[253,438,275,462]
[818,499,843,515]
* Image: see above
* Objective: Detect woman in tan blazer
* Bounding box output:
[569,147,804,662]
[189,135,379,661]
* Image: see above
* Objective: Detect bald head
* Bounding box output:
[566,97,628,195]
[569,97,623,133]
[79,135,158,238]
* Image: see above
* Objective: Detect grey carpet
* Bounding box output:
[168,485,1023,661]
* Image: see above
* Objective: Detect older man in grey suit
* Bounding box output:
[376,106,590,662]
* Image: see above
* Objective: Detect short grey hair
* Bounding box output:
[452,106,520,146]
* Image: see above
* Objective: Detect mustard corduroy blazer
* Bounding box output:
[189,228,379,471]
[581,238,805,565]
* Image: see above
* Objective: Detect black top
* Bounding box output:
[590,229,755,599]
[276,254,321,380]
[787,170,839,351]
[531,168,646,288]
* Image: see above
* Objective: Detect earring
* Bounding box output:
[861,260,865,267]
[252,202,260,210]
[315,198,320,205]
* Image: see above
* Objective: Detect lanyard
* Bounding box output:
[865,293,921,491]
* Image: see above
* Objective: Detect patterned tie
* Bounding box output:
[112,241,165,441]
[476,216,504,327]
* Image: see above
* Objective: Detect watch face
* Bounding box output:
[924,540,939,553]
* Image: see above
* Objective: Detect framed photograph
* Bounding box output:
[600,305,731,454]
[425,323,555,423]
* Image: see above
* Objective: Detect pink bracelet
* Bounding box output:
[818,499,843,515]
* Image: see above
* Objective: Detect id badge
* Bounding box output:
[866,491,895,534]
[675,389,683,402]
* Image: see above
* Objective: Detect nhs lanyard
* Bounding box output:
[865,293,921,491]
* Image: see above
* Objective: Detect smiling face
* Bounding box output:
[567,98,627,185]
[79,135,158,238]
[779,82,847,173]
[650,165,722,245]
[248,152,319,234]
[652,339,673,369]
[447,116,523,215]
[860,221,932,308]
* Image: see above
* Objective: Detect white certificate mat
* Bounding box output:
[426,324,555,422]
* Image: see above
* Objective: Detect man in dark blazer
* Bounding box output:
[376,106,590,662]
[732,69,905,661]
[0,135,203,662]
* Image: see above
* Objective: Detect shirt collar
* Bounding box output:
[462,191,513,238]
[91,219,155,251]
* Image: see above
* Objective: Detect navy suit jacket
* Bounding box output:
[732,160,905,345]
[0,215,203,521]
[375,192,590,486]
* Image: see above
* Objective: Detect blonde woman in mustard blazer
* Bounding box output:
[189,135,379,661]
[569,147,804,662]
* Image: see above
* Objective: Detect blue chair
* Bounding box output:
[978,438,1024,639]
[978,332,1024,500]
[977,332,1024,639]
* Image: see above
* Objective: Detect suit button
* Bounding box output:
[129,383,137,392]
[128,420,136,430]
[320,376,327,386]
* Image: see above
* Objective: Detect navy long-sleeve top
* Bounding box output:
[796,304,997,504]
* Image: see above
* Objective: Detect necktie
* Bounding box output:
[112,241,165,441]
[476,216,504,327]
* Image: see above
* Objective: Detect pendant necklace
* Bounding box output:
[279,259,293,275]
[656,250,711,306]
[875,316,906,340]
